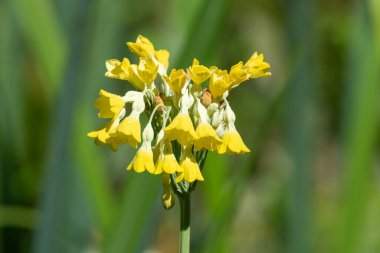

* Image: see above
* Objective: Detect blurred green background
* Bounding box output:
[1,0,380,252]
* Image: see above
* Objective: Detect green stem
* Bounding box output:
[179,193,191,253]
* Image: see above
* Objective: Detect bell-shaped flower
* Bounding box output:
[216,104,250,155]
[154,49,170,71]
[228,61,249,88]
[162,173,175,210]
[188,58,211,85]
[245,52,271,79]
[127,35,155,58]
[163,69,186,94]
[176,146,204,183]
[164,90,197,146]
[127,122,158,174]
[115,93,145,148]
[94,89,125,120]
[137,57,158,86]
[209,68,230,101]
[193,100,222,151]
[105,58,130,80]
[155,142,183,174]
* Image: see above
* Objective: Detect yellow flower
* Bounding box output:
[217,130,250,155]
[209,68,230,100]
[194,123,222,151]
[155,142,183,174]
[155,49,170,70]
[127,123,158,174]
[127,35,155,58]
[94,90,125,120]
[228,61,249,87]
[245,52,271,78]
[165,114,197,146]
[87,121,120,151]
[115,116,141,148]
[105,58,130,80]
[137,57,158,85]
[177,147,204,183]
[127,146,156,173]
[163,69,186,94]
[162,173,175,210]
[188,58,211,85]
[128,64,146,90]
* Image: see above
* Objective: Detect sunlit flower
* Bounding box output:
[228,61,249,88]
[94,89,125,120]
[163,69,187,94]
[193,100,222,151]
[245,52,271,79]
[155,142,183,174]
[209,68,230,101]
[155,49,170,70]
[137,57,158,86]
[127,35,155,58]
[165,114,197,146]
[127,123,158,174]
[105,58,130,80]
[177,147,204,183]
[216,104,250,155]
[188,58,211,85]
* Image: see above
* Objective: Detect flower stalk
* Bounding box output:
[179,193,191,253]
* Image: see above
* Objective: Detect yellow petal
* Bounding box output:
[165,114,197,146]
[163,69,186,94]
[116,116,141,148]
[127,35,155,58]
[188,58,211,85]
[178,148,204,183]
[155,49,170,69]
[217,130,250,155]
[194,123,222,151]
[209,68,230,100]
[245,52,271,79]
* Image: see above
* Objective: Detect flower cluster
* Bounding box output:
[88,35,270,209]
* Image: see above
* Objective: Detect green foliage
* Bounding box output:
[1,0,379,252]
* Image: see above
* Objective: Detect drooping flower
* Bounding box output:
[127,122,158,174]
[162,173,175,210]
[155,142,183,174]
[163,69,187,94]
[115,93,145,148]
[216,103,250,155]
[193,99,222,151]
[188,58,211,85]
[94,89,125,120]
[165,89,197,146]
[176,146,204,183]
[245,52,271,79]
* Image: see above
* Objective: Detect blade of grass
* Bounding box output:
[8,0,67,94]
[336,1,380,252]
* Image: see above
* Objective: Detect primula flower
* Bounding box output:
[156,142,183,174]
[105,58,130,80]
[163,69,187,94]
[188,58,211,85]
[165,114,197,146]
[245,52,271,78]
[216,103,250,155]
[228,61,249,88]
[94,89,125,120]
[162,173,175,210]
[193,100,222,151]
[177,146,204,183]
[127,122,158,174]
[137,57,158,86]
[209,68,230,101]
[127,35,155,58]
